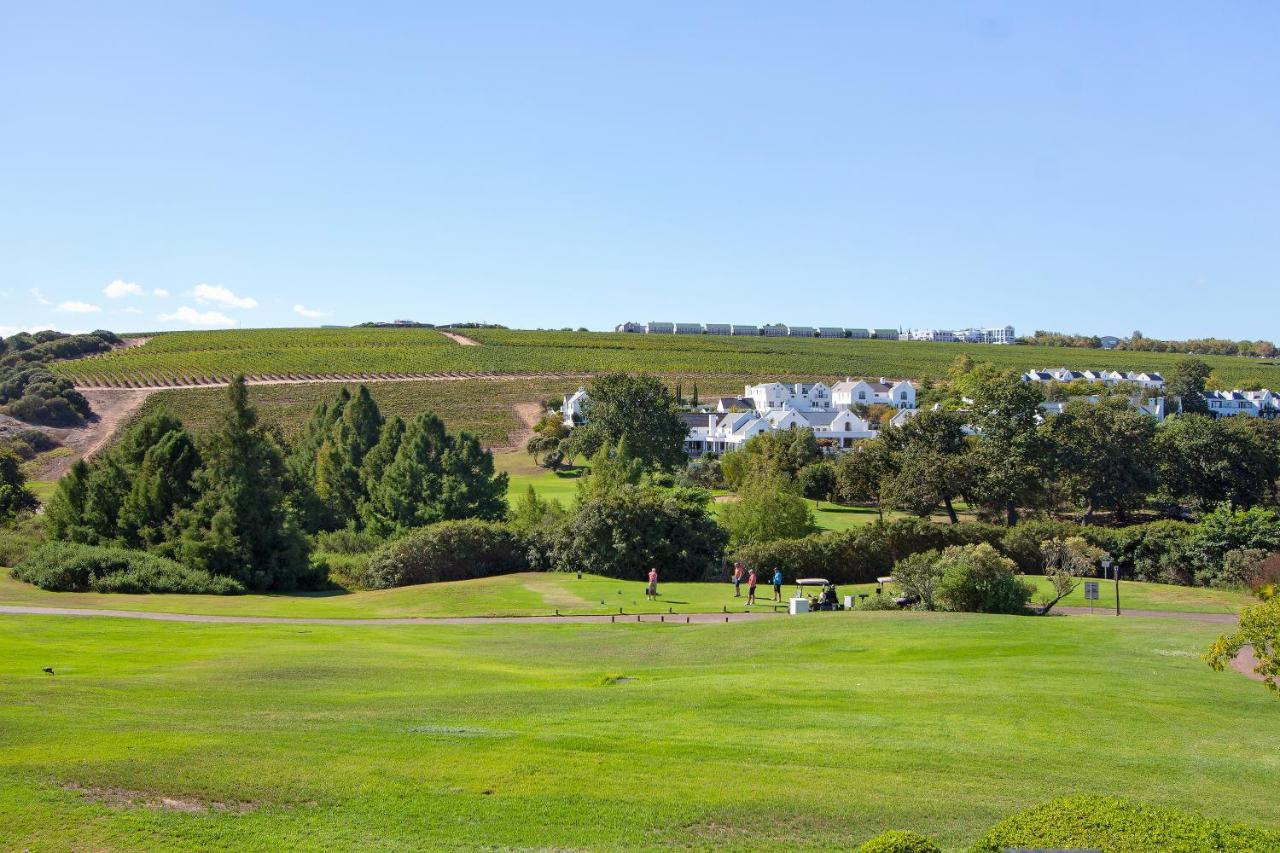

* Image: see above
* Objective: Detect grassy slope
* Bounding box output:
[54,327,1280,387]
[1,613,1275,850]
[0,570,1252,619]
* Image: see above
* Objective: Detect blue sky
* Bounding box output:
[2,2,1277,339]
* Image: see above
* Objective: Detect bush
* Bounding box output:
[313,527,383,554]
[856,830,940,853]
[13,542,244,594]
[360,520,528,588]
[0,367,91,426]
[735,520,1006,586]
[973,795,1280,853]
[935,543,1032,614]
[1000,518,1083,573]
[553,486,726,581]
[0,514,44,567]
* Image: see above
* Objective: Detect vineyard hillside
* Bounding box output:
[53,326,1280,389]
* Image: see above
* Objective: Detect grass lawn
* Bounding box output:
[1,611,1276,850]
[0,569,1252,620]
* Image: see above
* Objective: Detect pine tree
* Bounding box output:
[314,419,363,525]
[691,383,699,406]
[360,414,405,492]
[363,412,451,534]
[440,431,508,521]
[118,428,202,548]
[43,459,92,541]
[178,377,312,590]
[342,385,383,465]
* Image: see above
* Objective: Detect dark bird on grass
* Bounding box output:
[42,667,54,675]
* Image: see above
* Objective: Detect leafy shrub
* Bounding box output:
[973,795,1280,853]
[1186,505,1280,587]
[735,520,1006,586]
[1082,519,1197,584]
[316,551,373,589]
[0,367,92,426]
[999,518,1083,572]
[855,592,902,611]
[313,527,383,554]
[13,542,244,594]
[856,830,940,853]
[359,519,528,588]
[0,515,44,567]
[553,486,726,581]
[935,543,1032,614]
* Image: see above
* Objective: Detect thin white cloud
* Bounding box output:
[57,300,103,313]
[103,279,143,299]
[30,288,51,305]
[159,305,236,327]
[153,288,170,297]
[293,303,328,319]
[119,306,144,314]
[193,283,257,309]
[1,325,43,337]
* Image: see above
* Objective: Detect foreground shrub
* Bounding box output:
[13,542,244,594]
[857,830,940,853]
[360,520,528,588]
[935,543,1032,614]
[973,795,1280,852]
[0,514,44,567]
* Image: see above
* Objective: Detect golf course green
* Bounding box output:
[1,607,1274,850]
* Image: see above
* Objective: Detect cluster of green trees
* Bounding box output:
[0,329,120,425]
[39,377,508,590]
[287,384,507,536]
[1021,329,1278,358]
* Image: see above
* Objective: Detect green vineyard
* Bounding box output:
[55,326,1280,388]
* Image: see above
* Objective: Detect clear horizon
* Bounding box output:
[3,3,1278,340]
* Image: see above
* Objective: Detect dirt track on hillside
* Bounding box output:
[440,331,480,346]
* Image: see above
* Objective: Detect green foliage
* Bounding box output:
[0,367,91,425]
[973,795,1280,852]
[554,485,726,581]
[358,520,528,588]
[890,551,944,610]
[1155,415,1280,511]
[1185,505,1280,587]
[796,459,836,500]
[935,543,1032,614]
[363,411,508,535]
[1044,401,1157,521]
[998,518,1083,573]
[856,829,940,853]
[677,455,724,489]
[720,471,817,548]
[177,377,317,591]
[576,441,644,502]
[737,427,822,481]
[13,542,244,594]
[0,514,44,567]
[566,372,688,471]
[0,445,38,522]
[1167,357,1212,415]
[1039,536,1106,612]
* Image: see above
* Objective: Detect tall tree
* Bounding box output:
[957,364,1051,525]
[117,427,202,548]
[178,377,311,590]
[1167,357,1211,415]
[1156,415,1280,511]
[880,409,972,523]
[341,385,384,464]
[1044,401,1157,522]
[721,470,817,548]
[564,372,688,471]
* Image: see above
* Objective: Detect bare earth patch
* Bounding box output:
[64,783,256,813]
[1230,644,1265,682]
[440,331,480,346]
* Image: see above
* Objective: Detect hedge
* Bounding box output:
[973,796,1280,853]
[13,542,244,594]
[734,519,1006,584]
[358,519,529,589]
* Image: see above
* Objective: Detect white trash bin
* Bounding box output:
[789,597,810,615]
[844,595,855,610]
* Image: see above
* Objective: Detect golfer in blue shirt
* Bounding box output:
[772,568,784,602]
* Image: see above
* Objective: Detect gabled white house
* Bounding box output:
[818,327,845,338]
[682,407,878,456]
[562,387,589,426]
[743,381,835,412]
[730,324,758,336]
[787,326,816,337]
[761,324,788,337]
[674,322,702,335]
[831,377,915,409]
[704,323,731,336]
[1205,389,1280,418]
[645,321,674,334]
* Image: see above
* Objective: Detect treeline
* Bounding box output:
[0,329,121,425]
[29,377,509,592]
[1022,329,1278,359]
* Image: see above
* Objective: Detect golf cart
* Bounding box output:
[792,578,843,613]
